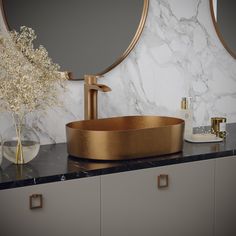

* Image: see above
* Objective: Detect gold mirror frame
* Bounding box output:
[0,0,149,80]
[209,0,236,59]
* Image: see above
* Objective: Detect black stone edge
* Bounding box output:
[99,150,235,175]
[0,169,102,190]
[0,149,235,191]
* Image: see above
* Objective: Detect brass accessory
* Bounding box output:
[29,194,43,209]
[66,116,184,161]
[211,117,227,138]
[181,97,192,110]
[209,0,236,59]
[84,74,111,120]
[158,174,169,189]
[181,97,188,110]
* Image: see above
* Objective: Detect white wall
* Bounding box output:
[1,0,236,144]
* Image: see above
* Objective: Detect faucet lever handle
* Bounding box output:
[96,84,112,92]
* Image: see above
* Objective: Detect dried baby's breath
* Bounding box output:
[0,26,67,115]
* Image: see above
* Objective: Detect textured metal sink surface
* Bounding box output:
[66,116,184,161]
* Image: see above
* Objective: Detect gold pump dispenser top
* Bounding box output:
[181,97,192,110]
[181,97,188,110]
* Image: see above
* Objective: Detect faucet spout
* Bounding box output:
[84,74,111,120]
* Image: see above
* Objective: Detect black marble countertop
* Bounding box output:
[0,123,236,190]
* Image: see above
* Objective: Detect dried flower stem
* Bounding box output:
[12,113,24,164]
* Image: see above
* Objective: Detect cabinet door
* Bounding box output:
[0,176,100,236]
[101,160,214,236]
[215,156,236,236]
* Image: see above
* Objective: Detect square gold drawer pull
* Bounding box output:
[29,194,43,209]
[157,174,169,189]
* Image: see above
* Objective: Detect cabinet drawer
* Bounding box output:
[0,176,100,236]
[101,159,214,236]
[215,156,236,236]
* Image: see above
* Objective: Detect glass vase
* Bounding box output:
[2,113,40,164]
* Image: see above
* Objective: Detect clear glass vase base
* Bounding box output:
[3,140,40,164]
[2,120,40,165]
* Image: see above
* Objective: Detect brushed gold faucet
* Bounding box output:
[84,74,111,120]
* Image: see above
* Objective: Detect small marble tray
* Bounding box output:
[185,133,223,143]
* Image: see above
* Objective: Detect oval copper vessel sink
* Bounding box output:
[66,116,184,160]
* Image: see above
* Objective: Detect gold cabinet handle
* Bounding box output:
[157,174,169,189]
[29,194,43,209]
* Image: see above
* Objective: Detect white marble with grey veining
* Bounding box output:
[0,0,236,145]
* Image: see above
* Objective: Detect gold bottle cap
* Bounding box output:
[211,117,227,138]
[181,97,188,110]
[211,117,227,123]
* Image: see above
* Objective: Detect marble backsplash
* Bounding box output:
[1,0,236,145]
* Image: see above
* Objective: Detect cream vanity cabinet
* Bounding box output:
[215,156,236,236]
[0,176,100,236]
[101,159,215,236]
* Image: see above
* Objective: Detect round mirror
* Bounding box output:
[1,0,149,80]
[210,0,236,59]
